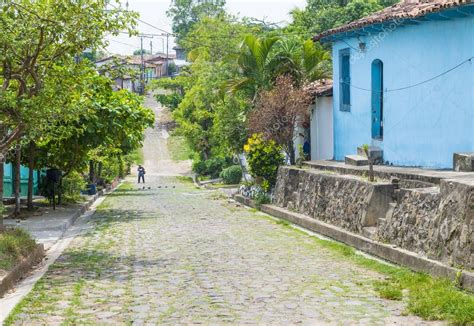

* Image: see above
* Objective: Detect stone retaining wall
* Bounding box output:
[378,178,473,269]
[377,188,441,258]
[274,166,474,270]
[437,178,473,268]
[274,167,395,233]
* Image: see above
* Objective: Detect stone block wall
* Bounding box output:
[436,178,473,268]
[274,167,394,233]
[377,188,441,258]
[377,178,473,269]
[273,166,474,270]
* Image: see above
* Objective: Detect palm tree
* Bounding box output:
[270,38,331,86]
[229,35,331,102]
[227,34,280,102]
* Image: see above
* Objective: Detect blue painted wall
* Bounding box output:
[332,15,474,168]
[2,163,40,198]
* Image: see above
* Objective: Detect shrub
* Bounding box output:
[155,93,182,111]
[205,157,227,178]
[220,165,242,184]
[192,157,230,178]
[254,191,271,209]
[192,159,207,175]
[61,171,87,202]
[244,134,285,188]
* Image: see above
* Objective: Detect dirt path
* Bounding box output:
[142,94,191,177]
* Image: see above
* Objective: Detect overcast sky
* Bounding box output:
[105,0,306,55]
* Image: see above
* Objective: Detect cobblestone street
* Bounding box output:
[6,98,435,325]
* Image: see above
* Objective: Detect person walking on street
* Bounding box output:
[138,165,146,183]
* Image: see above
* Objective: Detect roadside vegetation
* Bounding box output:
[0,1,152,219]
[152,0,400,195]
[0,228,37,272]
[261,214,474,324]
[167,135,192,161]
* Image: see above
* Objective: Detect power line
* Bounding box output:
[344,56,474,93]
[107,38,139,49]
[107,2,173,35]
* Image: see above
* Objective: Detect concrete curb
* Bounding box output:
[234,194,474,292]
[0,244,45,298]
[56,190,103,240]
[50,182,122,241]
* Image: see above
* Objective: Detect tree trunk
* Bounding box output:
[14,144,21,217]
[27,141,36,210]
[89,160,95,183]
[57,177,62,205]
[118,156,124,179]
[288,140,296,165]
[98,162,103,179]
[0,161,4,225]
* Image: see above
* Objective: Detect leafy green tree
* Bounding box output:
[0,0,137,214]
[150,76,188,111]
[133,49,151,55]
[288,0,396,38]
[212,95,248,155]
[36,74,154,179]
[32,72,154,206]
[171,61,229,159]
[167,0,226,43]
[153,15,252,160]
[182,15,258,63]
[17,62,100,209]
[0,0,137,154]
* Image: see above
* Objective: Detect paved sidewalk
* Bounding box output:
[3,196,98,250]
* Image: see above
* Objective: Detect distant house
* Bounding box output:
[95,54,176,93]
[173,45,186,60]
[146,53,176,77]
[172,45,190,75]
[313,0,474,169]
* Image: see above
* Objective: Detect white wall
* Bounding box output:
[310,96,334,160]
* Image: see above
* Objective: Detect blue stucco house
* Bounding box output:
[314,0,474,169]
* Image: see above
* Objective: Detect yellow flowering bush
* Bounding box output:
[244,134,285,189]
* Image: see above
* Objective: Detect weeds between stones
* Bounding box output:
[268,216,474,324]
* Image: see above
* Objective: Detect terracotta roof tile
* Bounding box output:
[314,0,474,41]
[305,79,333,98]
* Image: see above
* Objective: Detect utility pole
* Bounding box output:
[140,36,145,95]
[150,41,153,55]
[165,33,169,76]
[133,32,170,81]
[137,34,153,94]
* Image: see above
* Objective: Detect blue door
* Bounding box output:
[371,59,383,139]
